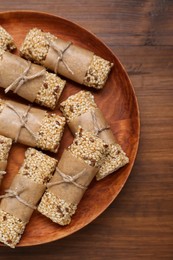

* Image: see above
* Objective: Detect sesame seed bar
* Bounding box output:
[0,26,16,56]
[0,208,25,248]
[38,127,107,225]
[35,71,65,109]
[0,135,12,185]
[0,99,66,153]
[20,28,113,89]
[0,148,57,248]
[19,148,57,185]
[60,91,129,180]
[0,52,66,110]
[69,127,107,168]
[38,190,77,226]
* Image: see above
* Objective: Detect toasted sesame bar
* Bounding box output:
[20,28,54,63]
[0,208,25,248]
[38,190,77,226]
[0,99,66,153]
[35,71,66,110]
[38,128,107,226]
[0,148,57,248]
[60,90,96,122]
[36,113,66,153]
[69,127,107,168]
[0,135,12,161]
[18,148,57,185]
[83,55,113,89]
[20,28,113,89]
[0,26,16,55]
[60,91,129,179]
[97,143,129,180]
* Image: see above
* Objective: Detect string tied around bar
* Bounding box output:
[0,189,37,210]
[47,168,87,190]
[47,39,74,75]
[5,61,46,94]
[6,103,36,143]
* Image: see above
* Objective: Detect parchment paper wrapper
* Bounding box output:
[0,174,45,223]
[43,38,94,84]
[68,108,115,145]
[0,99,45,147]
[0,52,45,102]
[48,149,97,205]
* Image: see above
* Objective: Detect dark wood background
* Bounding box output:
[0,0,173,259]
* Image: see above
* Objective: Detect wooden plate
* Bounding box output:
[0,10,140,247]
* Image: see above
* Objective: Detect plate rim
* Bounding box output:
[0,10,140,247]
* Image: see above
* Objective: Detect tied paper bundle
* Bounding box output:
[0,98,66,153]
[0,26,16,54]
[60,91,129,180]
[20,28,113,89]
[38,127,108,225]
[0,52,66,109]
[0,148,57,248]
[0,135,12,185]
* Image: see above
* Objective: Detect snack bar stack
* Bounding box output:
[38,127,107,225]
[0,98,66,153]
[0,148,57,248]
[0,26,16,55]
[60,91,129,180]
[0,135,12,185]
[0,52,66,109]
[20,28,113,89]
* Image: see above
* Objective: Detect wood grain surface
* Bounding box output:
[0,0,173,259]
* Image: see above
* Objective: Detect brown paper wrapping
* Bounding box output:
[0,160,7,184]
[43,38,94,84]
[68,108,115,145]
[1,174,45,223]
[0,52,45,102]
[0,160,7,171]
[48,150,97,205]
[0,99,46,146]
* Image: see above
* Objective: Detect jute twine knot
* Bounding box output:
[47,168,87,190]
[6,103,37,143]
[0,189,37,210]
[5,61,45,94]
[47,39,74,75]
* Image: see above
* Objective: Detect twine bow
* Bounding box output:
[0,170,6,180]
[6,103,36,143]
[47,39,74,75]
[5,61,45,94]
[47,168,87,190]
[91,110,110,135]
[0,189,37,210]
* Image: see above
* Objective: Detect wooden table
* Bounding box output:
[0,0,173,259]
